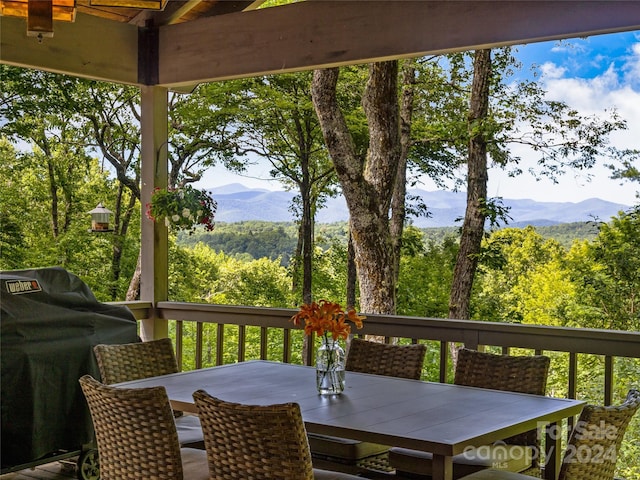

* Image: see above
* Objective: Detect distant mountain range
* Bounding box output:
[209,183,631,228]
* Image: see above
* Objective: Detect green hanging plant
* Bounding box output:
[146,185,217,234]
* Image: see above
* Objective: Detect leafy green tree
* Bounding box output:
[1,66,245,298]
[511,258,580,327]
[235,73,331,302]
[81,81,240,298]
[473,226,567,323]
[1,68,139,297]
[441,47,632,321]
[388,57,467,303]
[50,79,142,299]
[309,241,352,306]
[167,83,245,186]
[183,223,298,266]
[606,147,640,197]
[567,207,640,331]
[397,229,458,318]
[449,49,493,321]
[312,58,465,315]
[167,242,220,303]
[208,255,292,308]
[1,68,93,238]
[0,133,130,298]
[313,61,403,315]
[0,140,28,270]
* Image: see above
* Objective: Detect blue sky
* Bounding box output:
[516,31,639,81]
[196,30,640,206]
[485,30,640,206]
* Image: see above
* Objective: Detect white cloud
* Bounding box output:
[622,42,640,88]
[539,62,566,80]
[488,40,640,205]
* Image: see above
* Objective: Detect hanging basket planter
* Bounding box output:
[146,185,217,234]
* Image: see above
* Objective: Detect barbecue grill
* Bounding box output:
[1,267,139,479]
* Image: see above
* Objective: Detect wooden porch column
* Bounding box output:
[140,85,169,341]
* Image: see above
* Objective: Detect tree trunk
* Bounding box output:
[45,156,59,239]
[449,49,492,320]
[291,222,303,296]
[301,169,313,305]
[391,61,416,288]
[110,189,137,300]
[312,62,400,315]
[126,250,141,301]
[346,231,357,309]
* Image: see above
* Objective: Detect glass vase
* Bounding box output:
[316,337,346,395]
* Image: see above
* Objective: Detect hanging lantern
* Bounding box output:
[88,203,114,232]
[0,0,76,39]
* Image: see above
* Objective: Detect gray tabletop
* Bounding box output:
[116,360,584,480]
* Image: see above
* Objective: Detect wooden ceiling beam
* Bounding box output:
[159,0,640,88]
[2,1,639,87]
[1,12,139,84]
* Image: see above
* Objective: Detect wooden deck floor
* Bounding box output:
[1,460,77,480]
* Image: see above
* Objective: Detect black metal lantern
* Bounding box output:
[88,203,114,232]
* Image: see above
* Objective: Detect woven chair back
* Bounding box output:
[193,389,315,480]
[79,374,185,480]
[94,337,179,384]
[345,338,427,380]
[454,348,550,449]
[559,389,640,480]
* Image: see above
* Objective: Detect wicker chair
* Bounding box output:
[93,338,204,449]
[389,347,551,479]
[345,337,427,379]
[192,389,362,480]
[459,389,640,480]
[79,375,208,480]
[309,338,428,475]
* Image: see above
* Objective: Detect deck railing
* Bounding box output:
[118,300,640,474]
[120,301,640,407]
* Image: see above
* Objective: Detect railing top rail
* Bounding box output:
[141,301,640,358]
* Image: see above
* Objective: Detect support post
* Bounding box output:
[140,85,169,341]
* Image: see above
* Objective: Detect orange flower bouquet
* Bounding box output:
[291,300,365,394]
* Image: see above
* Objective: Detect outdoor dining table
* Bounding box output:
[114,359,584,480]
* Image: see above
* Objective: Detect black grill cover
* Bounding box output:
[1,267,139,468]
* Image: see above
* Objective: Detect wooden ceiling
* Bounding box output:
[73,0,262,27]
[2,1,640,89]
